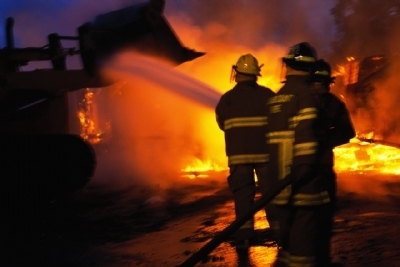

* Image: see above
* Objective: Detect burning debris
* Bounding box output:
[334,137,400,175]
[180,158,227,179]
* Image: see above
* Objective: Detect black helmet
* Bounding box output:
[282,42,317,72]
[310,59,336,85]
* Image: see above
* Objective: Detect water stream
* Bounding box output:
[90,52,226,186]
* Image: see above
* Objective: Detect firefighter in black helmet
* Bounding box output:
[266,42,330,267]
[216,54,275,249]
[310,59,355,266]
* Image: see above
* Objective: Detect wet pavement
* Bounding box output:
[1,172,400,267]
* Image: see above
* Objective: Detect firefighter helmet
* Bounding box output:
[282,42,317,72]
[233,54,263,76]
[311,59,336,85]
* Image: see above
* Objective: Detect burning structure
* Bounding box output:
[0,0,204,202]
[330,54,400,177]
[343,55,400,140]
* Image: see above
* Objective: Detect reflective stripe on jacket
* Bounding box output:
[266,75,330,206]
[216,81,274,166]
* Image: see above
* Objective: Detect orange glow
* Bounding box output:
[254,209,269,230]
[332,64,345,77]
[181,158,227,179]
[168,16,286,93]
[77,89,103,144]
[162,17,287,177]
[249,246,278,266]
[101,50,400,185]
[334,138,400,175]
[100,52,227,185]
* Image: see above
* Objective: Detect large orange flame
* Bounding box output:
[334,138,400,175]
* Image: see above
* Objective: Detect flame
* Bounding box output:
[332,64,345,77]
[181,158,228,179]
[334,138,400,175]
[77,88,112,144]
[182,135,400,179]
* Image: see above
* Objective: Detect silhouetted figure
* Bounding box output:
[310,59,356,266]
[216,54,275,249]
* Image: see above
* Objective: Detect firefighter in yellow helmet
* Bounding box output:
[266,42,331,267]
[310,59,355,266]
[215,54,275,249]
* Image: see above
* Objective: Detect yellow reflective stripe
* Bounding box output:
[267,94,294,104]
[292,191,330,206]
[289,253,316,267]
[267,131,293,179]
[228,154,269,165]
[277,250,290,265]
[299,107,318,114]
[274,191,330,206]
[283,54,316,62]
[282,141,292,179]
[314,70,329,76]
[288,108,318,128]
[279,251,316,267]
[293,142,318,156]
[268,131,293,204]
[266,131,294,143]
[272,190,292,205]
[224,116,267,130]
[267,130,294,204]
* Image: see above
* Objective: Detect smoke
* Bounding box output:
[165,0,336,92]
[344,57,400,143]
[337,172,400,201]
[330,0,400,61]
[165,0,336,56]
[91,52,225,187]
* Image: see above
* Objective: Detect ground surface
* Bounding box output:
[1,172,400,267]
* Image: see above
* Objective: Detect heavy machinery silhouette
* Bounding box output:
[0,0,204,207]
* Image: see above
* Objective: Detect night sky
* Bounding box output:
[0,0,337,66]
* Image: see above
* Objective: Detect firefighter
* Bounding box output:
[266,42,331,267]
[310,59,356,266]
[215,53,275,249]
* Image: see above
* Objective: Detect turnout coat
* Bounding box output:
[266,75,330,206]
[216,81,274,166]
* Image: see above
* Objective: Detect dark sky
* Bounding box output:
[0,0,337,63]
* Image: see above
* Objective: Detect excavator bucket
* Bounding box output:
[79,0,205,74]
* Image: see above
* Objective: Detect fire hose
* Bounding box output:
[179,137,400,266]
[178,173,296,267]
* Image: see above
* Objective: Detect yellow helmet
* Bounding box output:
[233,54,263,76]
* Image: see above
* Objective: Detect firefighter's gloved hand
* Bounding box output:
[292,164,313,184]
